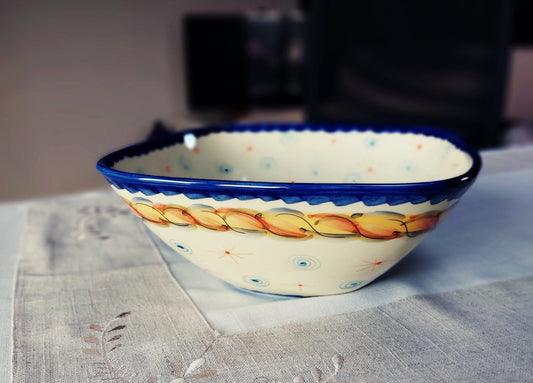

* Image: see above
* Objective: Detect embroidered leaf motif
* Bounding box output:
[311,367,322,382]
[109,325,126,332]
[184,358,205,377]
[107,335,122,342]
[190,369,217,378]
[109,344,122,352]
[332,354,344,375]
[84,336,99,344]
[83,348,101,355]
[90,324,102,332]
[171,360,183,376]
[293,377,306,383]
[116,311,131,318]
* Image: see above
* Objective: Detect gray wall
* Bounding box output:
[0,0,295,201]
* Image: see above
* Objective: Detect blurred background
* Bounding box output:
[1,0,532,202]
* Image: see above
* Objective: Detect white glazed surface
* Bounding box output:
[107,129,472,296]
[113,130,472,184]
[113,187,455,296]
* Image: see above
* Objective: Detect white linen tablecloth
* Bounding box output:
[3,146,533,382]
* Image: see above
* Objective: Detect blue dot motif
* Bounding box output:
[178,156,192,171]
[344,172,360,183]
[366,136,378,147]
[339,280,365,290]
[170,240,193,255]
[242,275,270,287]
[280,131,297,145]
[218,163,233,174]
[288,255,321,271]
[260,157,277,170]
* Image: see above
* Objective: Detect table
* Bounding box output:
[3,146,533,382]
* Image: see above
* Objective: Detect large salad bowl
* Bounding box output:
[97,123,481,296]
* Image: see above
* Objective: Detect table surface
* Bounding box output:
[2,145,533,383]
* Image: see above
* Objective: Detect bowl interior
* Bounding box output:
[112,129,473,184]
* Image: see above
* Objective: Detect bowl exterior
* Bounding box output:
[111,187,455,296]
[97,123,481,296]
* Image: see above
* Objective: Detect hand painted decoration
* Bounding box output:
[97,123,481,295]
[125,198,446,241]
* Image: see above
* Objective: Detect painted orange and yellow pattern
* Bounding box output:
[124,198,448,240]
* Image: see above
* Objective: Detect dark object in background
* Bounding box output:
[147,120,174,140]
[513,0,533,46]
[184,11,304,111]
[183,1,526,148]
[184,15,246,110]
[306,0,514,149]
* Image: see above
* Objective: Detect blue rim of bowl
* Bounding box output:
[96,123,482,206]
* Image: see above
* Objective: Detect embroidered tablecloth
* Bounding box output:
[7,146,533,382]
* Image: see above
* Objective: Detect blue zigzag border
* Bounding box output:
[96,123,481,207]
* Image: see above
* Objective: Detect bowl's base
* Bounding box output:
[141,217,426,297]
[226,279,371,297]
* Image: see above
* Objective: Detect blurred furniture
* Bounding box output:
[182,2,527,149]
[184,11,304,111]
[305,0,514,149]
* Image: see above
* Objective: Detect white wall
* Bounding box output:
[0,1,532,202]
[0,0,295,201]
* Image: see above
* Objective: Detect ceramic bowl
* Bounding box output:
[97,123,481,296]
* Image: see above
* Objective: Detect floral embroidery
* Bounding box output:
[83,312,217,383]
[124,198,446,241]
[73,204,130,240]
[253,354,345,383]
[83,314,346,383]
